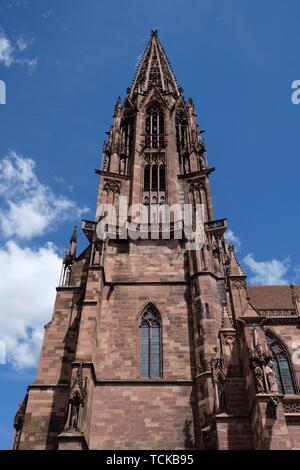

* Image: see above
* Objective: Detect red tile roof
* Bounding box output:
[247,285,300,310]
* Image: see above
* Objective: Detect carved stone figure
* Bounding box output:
[253,363,265,394]
[210,354,226,413]
[184,157,190,173]
[69,393,81,430]
[265,361,279,394]
[217,377,226,413]
[266,396,279,418]
[13,393,28,449]
[14,402,25,433]
[65,363,87,432]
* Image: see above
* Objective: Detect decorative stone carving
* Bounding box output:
[13,393,28,449]
[14,395,27,433]
[184,157,190,173]
[103,179,121,194]
[265,361,279,393]
[103,153,109,170]
[210,354,226,414]
[252,364,265,394]
[65,363,87,432]
[249,326,279,395]
[143,152,165,166]
[225,335,235,350]
[283,402,300,413]
[231,279,247,289]
[266,397,279,418]
[189,180,205,192]
[192,140,206,155]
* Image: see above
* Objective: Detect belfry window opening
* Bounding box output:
[143,103,166,209]
[176,108,189,173]
[143,161,166,209]
[145,103,165,149]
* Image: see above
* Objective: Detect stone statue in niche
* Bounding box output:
[69,392,82,430]
[265,361,279,394]
[249,326,279,394]
[184,157,190,173]
[212,242,221,274]
[217,377,226,413]
[253,363,265,394]
[210,353,226,414]
[266,396,279,418]
[65,363,87,432]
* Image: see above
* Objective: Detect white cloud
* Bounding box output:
[54,175,74,192]
[8,0,29,8]
[0,29,37,73]
[0,241,61,369]
[0,151,89,240]
[0,30,14,66]
[16,36,30,51]
[243,253,291,285]
[22,57,37,74]
[226,229,241,251]
[42,10,54,19]
[0,151,89,369]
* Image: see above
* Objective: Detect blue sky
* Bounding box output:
[0,0,300,449]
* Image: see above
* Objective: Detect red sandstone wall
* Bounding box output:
[95,283,194,380]
[18,388,68,450]
[286,416,300,449]
[216,418,254,450]
[35,288,81,384]
[104,240,188,282]
[89,385,195,449]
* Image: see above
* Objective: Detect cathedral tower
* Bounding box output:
[14,31,300,450]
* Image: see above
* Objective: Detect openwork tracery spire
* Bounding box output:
[128,29,181,98]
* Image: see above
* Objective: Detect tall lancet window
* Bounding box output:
[145,102,164,149]
[266,332,296,394]
[140,304,162,378]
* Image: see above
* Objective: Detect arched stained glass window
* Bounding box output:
[266,332,296,395]
[140,304,161,378]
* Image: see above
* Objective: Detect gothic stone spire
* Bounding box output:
[128,29,181,98]
[227,244,245,277]
[63,225,77,271]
